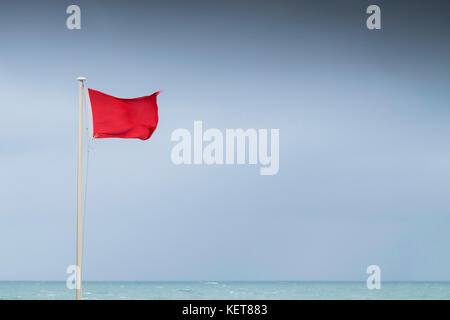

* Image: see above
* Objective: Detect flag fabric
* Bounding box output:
[88,89,160,140]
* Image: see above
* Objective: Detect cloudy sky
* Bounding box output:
[1,0,449,281]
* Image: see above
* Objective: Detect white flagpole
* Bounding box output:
[76,76,86,300]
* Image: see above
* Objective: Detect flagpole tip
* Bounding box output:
[77,77,87,82]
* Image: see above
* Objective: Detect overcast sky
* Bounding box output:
[1,0,449,281]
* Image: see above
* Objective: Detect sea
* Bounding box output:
[1,281,450,300]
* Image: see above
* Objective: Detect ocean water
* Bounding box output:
[1,281,450,300]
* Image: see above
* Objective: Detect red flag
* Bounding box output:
[88,89,159,140]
